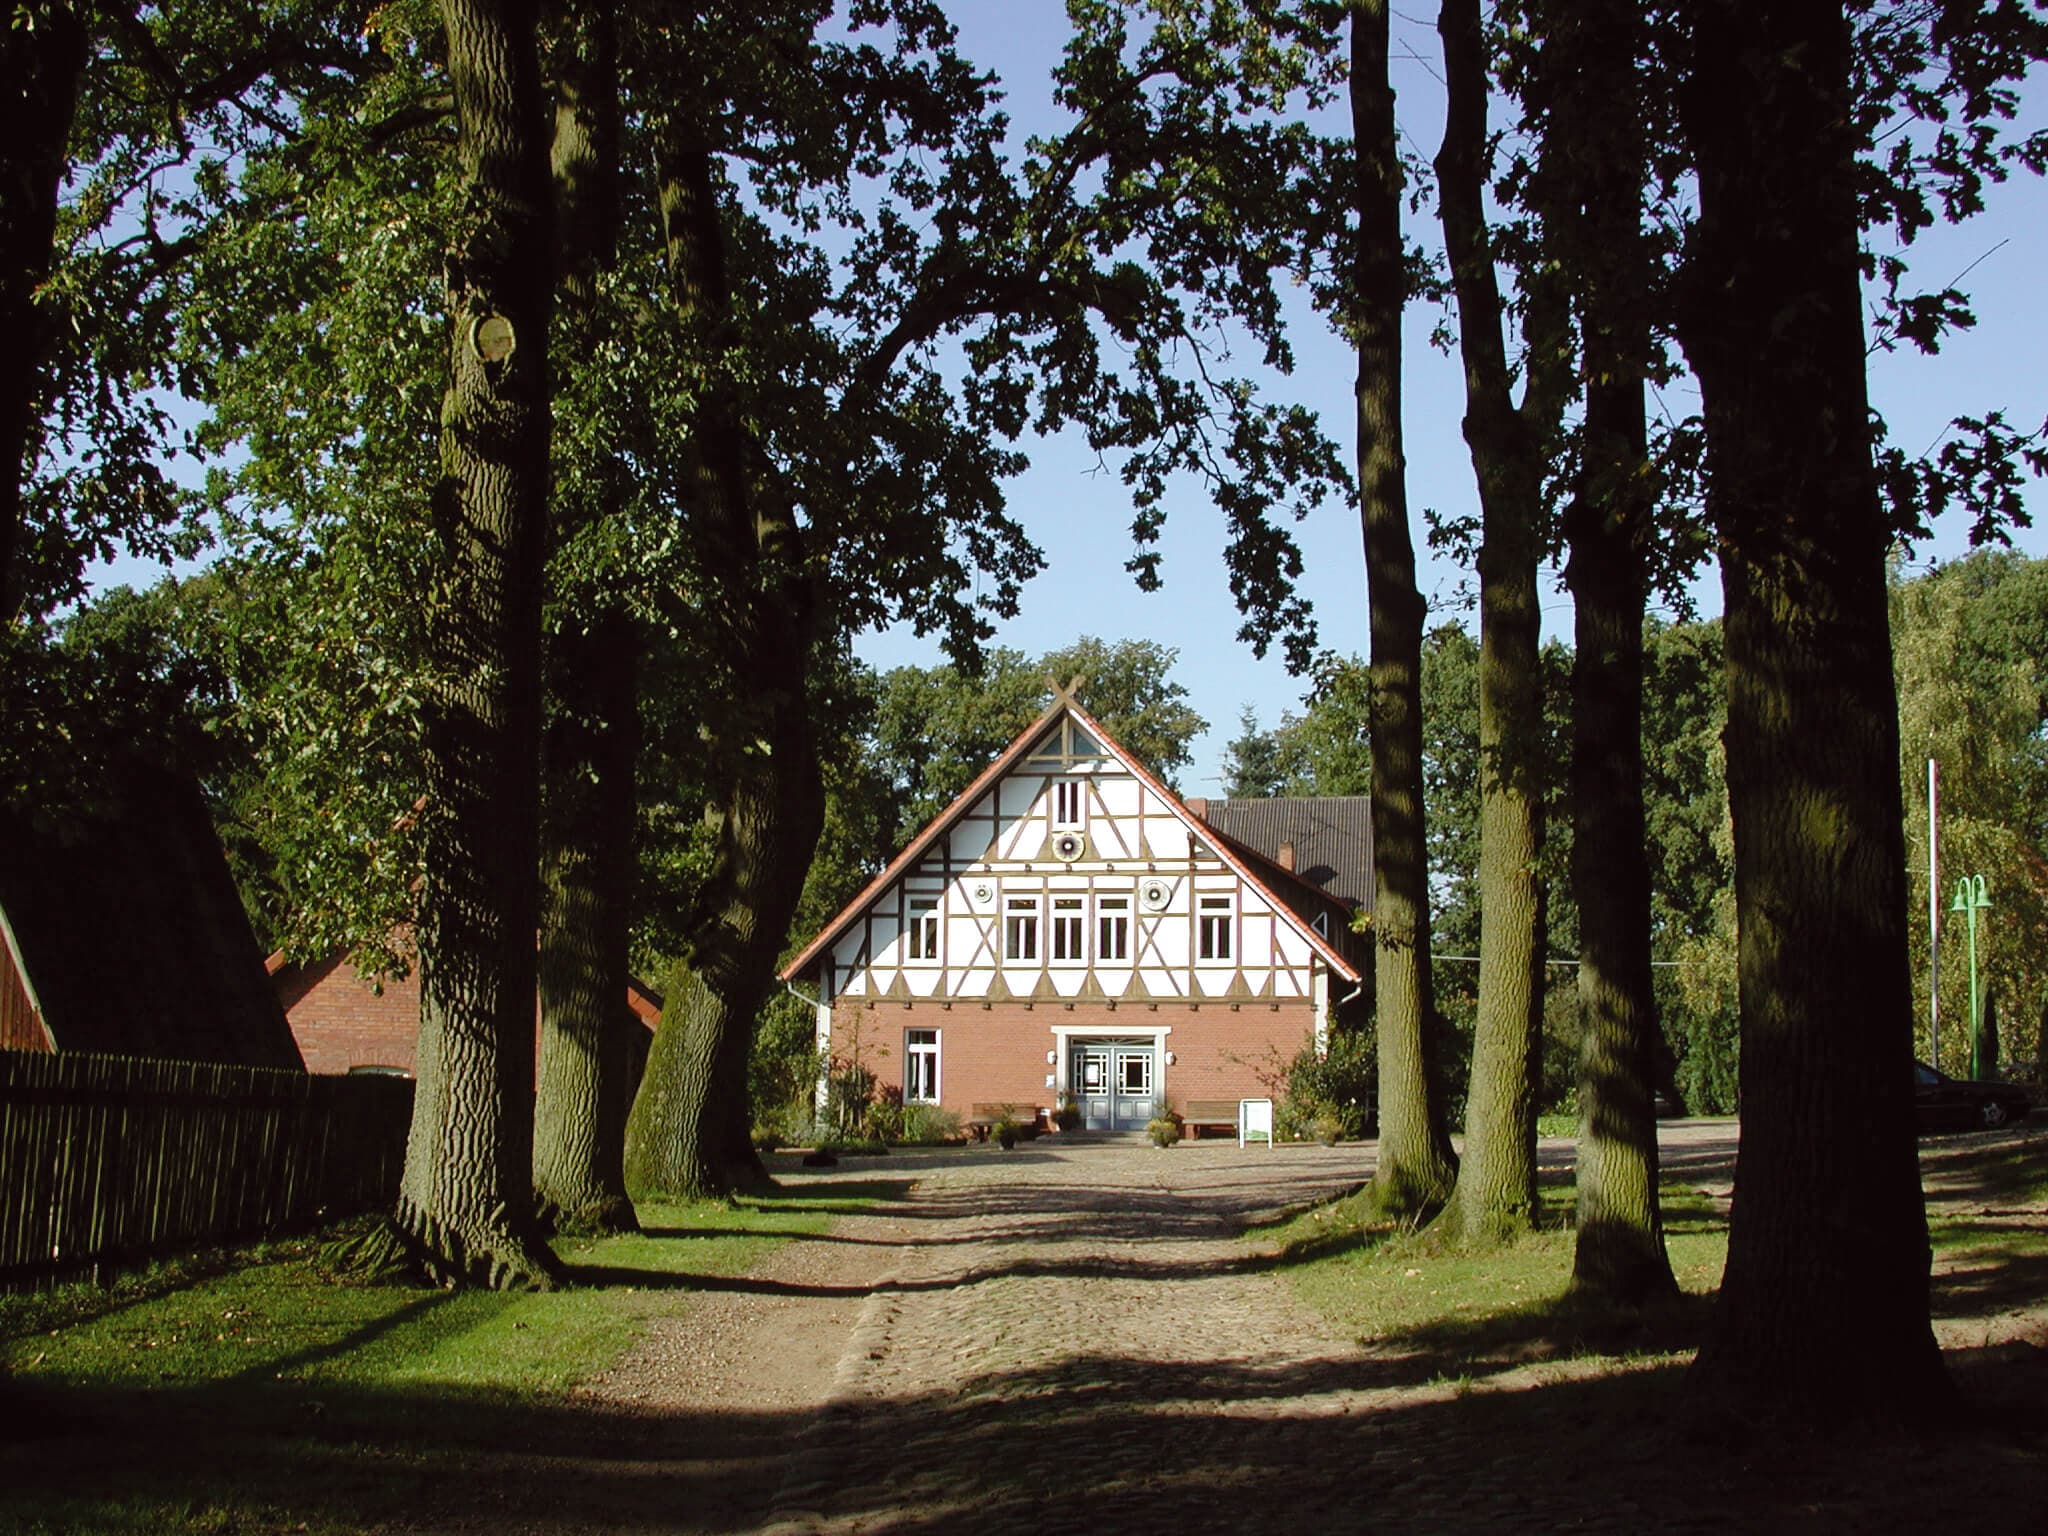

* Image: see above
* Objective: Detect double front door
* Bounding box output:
[1070,1039,1157,1131]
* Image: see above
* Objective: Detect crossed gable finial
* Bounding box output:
[1047,673,1087,709]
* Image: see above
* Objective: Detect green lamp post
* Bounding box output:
[1950,874,1991,1075]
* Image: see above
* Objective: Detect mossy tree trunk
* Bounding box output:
[0,0,87,619]
[396,0,560,1290]
[1347,0,1457,1217]
[1678,0,1948,1421]
[622,133,824,1201]
[1529,0,1678,1306]
[1567,422,1675,1298]
[624,637,821,1198]
[531,0,637,1236]
[1425,0,1567,1249]
[535,611,640,1231]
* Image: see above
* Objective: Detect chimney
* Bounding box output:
[1279,840,1297,873]
[1185,797,1209,820]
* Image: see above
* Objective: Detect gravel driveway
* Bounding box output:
[478,1123,2047,1536]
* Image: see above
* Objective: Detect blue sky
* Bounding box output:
[855,4,2048,793]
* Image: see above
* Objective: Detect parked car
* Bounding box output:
[1914,1062,2034,1132]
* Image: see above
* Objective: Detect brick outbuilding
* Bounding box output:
[1,764,302,1069]
[269,940,661,1078]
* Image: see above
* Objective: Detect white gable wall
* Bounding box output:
[817,724,1328,1012]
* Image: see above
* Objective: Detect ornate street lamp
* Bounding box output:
[1950,874,1992,1074]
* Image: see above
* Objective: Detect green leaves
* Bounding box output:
[1893,550,2048,1073]
[867,635,1207,849]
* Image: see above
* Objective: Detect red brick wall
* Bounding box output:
[277,955,423,1075]
[830,997,1317,1119]
[277,953,660,1078]
[1,933,51,1052]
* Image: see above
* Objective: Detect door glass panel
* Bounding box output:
[1118,1052,1152,1095]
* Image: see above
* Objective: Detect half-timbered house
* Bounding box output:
[781,696,1368,1133]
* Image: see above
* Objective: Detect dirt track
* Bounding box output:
[414,1125,2048,1535]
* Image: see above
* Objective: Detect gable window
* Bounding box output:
[906,897,940,961]
[905,1028,940,1103]
[1051,896,1085,962]
[1053,778,1085,827]
[1198,894,1234,961]
[1097,894,1130,961]
[1005,895,1040,961]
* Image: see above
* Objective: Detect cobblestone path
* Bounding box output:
[745,1133,2048,1536]
[763,1140,1387,1536]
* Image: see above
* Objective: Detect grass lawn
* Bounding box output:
[0,1182,902,1535]
[1263,1127,2048,1380]
[1261,1172,1727,1377]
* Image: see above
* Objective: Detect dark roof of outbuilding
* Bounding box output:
[1183,796,1374,913]
[0,764,304,1070]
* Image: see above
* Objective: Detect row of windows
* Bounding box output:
[900,892,1236,964]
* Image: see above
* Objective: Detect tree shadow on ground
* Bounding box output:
[11,1325,2045,1535]
[738,1177,917,1208]
[568,1242,1282,1296]
[1930,1231,2048,1321]
[1918,1123,2048,1206]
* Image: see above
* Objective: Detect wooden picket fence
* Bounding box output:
[0,1050,412,1290]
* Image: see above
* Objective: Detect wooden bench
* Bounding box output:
[1181,1100,1241,1139]
[966,1103,1044,1141]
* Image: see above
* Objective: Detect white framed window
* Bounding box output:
[1097,894,1130,961]
[1313,910,1330,939]
[1050,896,1085,962]
[905,1028,940,1103]
[1198,894,1234,961]
[1005,895,1040,961]
[1053,778,1085,827]
[906,897,940,961]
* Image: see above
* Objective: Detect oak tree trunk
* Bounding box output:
[1567,410,1674,1301]
[1347,0,1457,1216]
[395,0,560,1290]
[531,0,637,1235]
[1533,0,1678,1305]
[1427,0,1557,1248]
[535,612,639,1231]
[624,617,821,1198]
[0,0,88,619]
[622,132,824,1201]
[1679,0,1948,1421]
